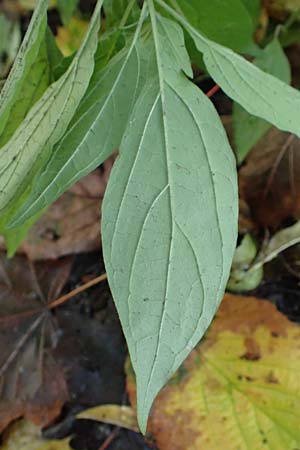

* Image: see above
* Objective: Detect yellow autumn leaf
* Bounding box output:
[2,420,70,450]
[56,17,89,56]
[127,294,300,450]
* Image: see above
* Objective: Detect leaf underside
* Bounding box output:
[9,8,151,228]
[102,10,238,432]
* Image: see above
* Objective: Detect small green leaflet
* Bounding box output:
[0,0,103,223]
[157,0,300,139]
[168,0,255,52]
[0,0,48,147]
[9,6,150,228]
[233,38,291,162]
[102,3,238,433]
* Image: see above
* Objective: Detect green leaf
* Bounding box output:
[227,234,263,292]
[0,0,103,228]
[104,0,140,28]
[158,0,300,139]
[167,0,256,52]
[9,7,150,228]
[45,27,64,80]
[241,0,261,25]
[102,5,238,433]
[0,0,49,147]
[57,0,79,25]
[233,38,291,162]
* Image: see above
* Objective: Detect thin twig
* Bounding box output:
[48,273,107,310]
[98,427,120,450]
[0,273,107,323]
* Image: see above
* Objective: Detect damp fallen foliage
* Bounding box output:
[127,293,300,450]
[239,128,300,230]
[0,253,72,432]
[0,167,112,260]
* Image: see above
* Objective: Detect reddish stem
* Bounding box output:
[206,84,220,98]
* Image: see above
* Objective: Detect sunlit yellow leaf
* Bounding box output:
[127,294,300,449]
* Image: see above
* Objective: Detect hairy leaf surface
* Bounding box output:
[0,0,102,226]
[9,7,150,228]
[158,0,300,138]
[102,6,238,433]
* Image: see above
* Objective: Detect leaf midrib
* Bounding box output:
[145,0,175,405]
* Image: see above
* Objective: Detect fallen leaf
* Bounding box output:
[1,420,70,450]
[77,405,139,432]
[127,294,300,449]
[0,167,112,260]
[0,253,72,432]
[239,128,300,229]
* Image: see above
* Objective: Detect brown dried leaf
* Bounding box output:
[239,128,300,229]
[2,166,113,260]
[0,253,72,432]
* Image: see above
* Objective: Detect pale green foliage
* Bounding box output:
[0,0,103,228]
[0,0,48,147]
[169,0,256,52]
[1,0,300,435]
[9,8,151,227]
[233,38,291,162]
[158,0,300,139]
[102,6,238,431]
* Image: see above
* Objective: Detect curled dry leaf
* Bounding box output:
[127,293,300,449]
[0,253,72,432]
[77,404,139,432]
[239,128,300,229]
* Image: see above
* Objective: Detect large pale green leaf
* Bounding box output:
[167,0,255,52]
[233,38,291,162]
[9,7,150,228]
[102,5,238,433]
[0,0,49,147]
[157,0,300,138]
[0,0,102,226]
